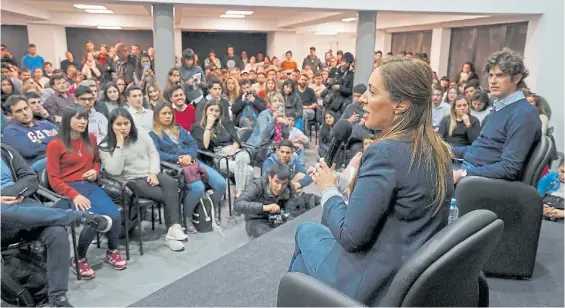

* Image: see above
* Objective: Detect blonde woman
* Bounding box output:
[191,99,254,197]
[247,92,290,147]
[145,83,165,110]
[224,76,240,107]
[438,95,481,146]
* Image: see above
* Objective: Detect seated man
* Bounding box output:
[235,162,297,238]
[452,48,541,183]
[232,79,267,129]
[1,143,111,307]
[43,75,74,122]
[2,95,59,171]
[262,140,312,191]
[25,92,57,124]
[74,86,108,143]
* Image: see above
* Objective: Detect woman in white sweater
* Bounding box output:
[98,108,188,252]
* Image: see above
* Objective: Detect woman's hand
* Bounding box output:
[147,173,159,186]
[1,196,24,205]
[461,114,471,128]
[73,194,91,210]
[206,115,216,128]
[114,128,125,147]
[178,155,192,166]
[82,169,98,181]
[311,158,338,191]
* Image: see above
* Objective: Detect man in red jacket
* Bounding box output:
[165,85,196,132]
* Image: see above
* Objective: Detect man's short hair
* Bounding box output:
[463,81,479,91]
[207,79,223,89]
[28,44,36,48]
[164,85,184,102]
[79,79,96,88]
[278,139,295,151]
[4,95,27,112]
[309,47,316,51]
[286,50,292,56]
[74,86,93,98]
[483,47,529,88]
[432,85,443,93]
[49,75,66,87]
[239,79,251,87]
[125,85,142,97]
[24,92,41,100]
[375,50,382,55]
[44,62,52,67]
[267,162,292,181]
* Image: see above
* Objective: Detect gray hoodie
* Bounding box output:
[179,64,206,102]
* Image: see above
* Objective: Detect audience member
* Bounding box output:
[46,104,126,279]
[247,92,290,147]
[165,85,196,132]
[526,93,549,136]
[469,90,492,125]
[438,95,480,147]
[286,114,309,166]
[74,86,108,143]
[538,158,564,220]
[222,45,243,69]
[431,85,450,130]
[281,51,298,70]
[125,86,153,132]
[452,48,541,183]
[318,111,336,158]
[262,140,312,191]
[232,79,267,128]
[21,44,45,72]
[281,79,303,130]
[180,48,207,104]
[99,108,189,250]
[296,74,317,133]
[204,50,222,69]
[25,92,56,123]
[302,47,322,74]
[145,82,166,110]
[204,79,230,121]
[2,95,59,171]
[44,75,74,121]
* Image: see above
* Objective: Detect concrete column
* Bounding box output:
[524,8,564,153]
[152,3,175,90]
[429,28,451,77]
[27,24,67,69]
[354,11,377,86]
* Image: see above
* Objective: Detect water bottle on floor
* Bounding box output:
[448,198,459,224]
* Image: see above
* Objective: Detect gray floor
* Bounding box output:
[67,142,321,307]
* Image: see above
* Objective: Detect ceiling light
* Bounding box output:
[341,17,357,22]
[73,4,107,10]
[224,10,254,15]
[97,26,122,30]
[315,31,338,35]
[220,14,246,19]
[85,9,114,14]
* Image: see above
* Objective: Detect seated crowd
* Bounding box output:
[0,40,560,307]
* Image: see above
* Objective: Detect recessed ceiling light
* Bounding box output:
[341,17,357,22]
[225,10,253,15]
[85,9,114,14]
[74,4,107,10]
[97,26,122,30]
[220,14,246,18]
[315,31,338,35]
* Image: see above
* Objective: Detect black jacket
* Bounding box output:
[231,94,267,125]
[336,68,354,98]
[1,144,39,198]
[234,176,296,221]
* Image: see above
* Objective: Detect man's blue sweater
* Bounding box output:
[2,120,59,164]
[453,98,541,180]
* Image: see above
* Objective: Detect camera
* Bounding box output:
[268,210,291,226]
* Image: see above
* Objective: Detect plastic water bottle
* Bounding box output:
[448,198,459,224]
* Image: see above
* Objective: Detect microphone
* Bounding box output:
[324,119,352,167]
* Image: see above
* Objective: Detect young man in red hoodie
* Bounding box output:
[165,85,196,132]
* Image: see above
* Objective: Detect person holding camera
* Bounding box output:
[235,162,297,238]
[231,79,267,128]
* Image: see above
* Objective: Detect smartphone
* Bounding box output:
[192,73,202,83]
[276,105,284,113]
[142,62,151,72]
[17,187,28,197]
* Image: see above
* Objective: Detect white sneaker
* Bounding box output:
[165,238,185,251]
[166,224,188,241]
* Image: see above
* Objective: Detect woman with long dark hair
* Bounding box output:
[438,95,481,146]
[282,79,303,130]
[455,61,479,85]
[1,77,15,108]
[46,104,126,279]
[134,53,155,89]
[99,108,188,251]
[470,90,492,125]
[96,82,123,118]
[149,101,227,228]
[289,57,453,305]
[191,99,254,197]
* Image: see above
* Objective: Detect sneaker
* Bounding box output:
[166,224,188,241]
[84,213,112,233]
[50,295,73,307]
[165,238,185,251]
[105,250,127,270]
[184,221,197,234]
[70,258,95,280]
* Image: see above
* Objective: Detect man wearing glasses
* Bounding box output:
[74,86,108,143]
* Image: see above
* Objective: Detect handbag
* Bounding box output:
[183,160,209,184]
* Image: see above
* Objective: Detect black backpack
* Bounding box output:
[192,192,214,233]
[1,248,49,307]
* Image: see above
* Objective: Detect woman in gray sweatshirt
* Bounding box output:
[98,108,188,252]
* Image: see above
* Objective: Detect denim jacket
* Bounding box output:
[538,171,562,196]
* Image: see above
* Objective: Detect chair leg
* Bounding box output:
[70,226,81,280]
[158,204,162,224]
[224,158,231,218]
[137,202,144,256]
[123,207,130,261]
[96,233,101,248]
[151,204,155,231]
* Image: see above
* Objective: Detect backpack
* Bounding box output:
[192,190,224,237]
[1,248,49,307]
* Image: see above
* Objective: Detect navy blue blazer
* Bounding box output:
[313,139,453,305]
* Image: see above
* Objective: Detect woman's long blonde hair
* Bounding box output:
[350,56,451,215]
[145,83,164,110]
[224,77,240,104]
[448,95,470,136]
[151,101,179,138]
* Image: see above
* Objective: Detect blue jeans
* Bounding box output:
[294,118,304,131]
[453,160,476,171]
[31,158,47,172]
[296,147,305,167]
[1,202,89,301]
[183,162,227,219]
[65,181,121,258]
[289,222,336,275]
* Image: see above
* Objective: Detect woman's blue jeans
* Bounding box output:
[183,162,227,218]
[289,221,336,275]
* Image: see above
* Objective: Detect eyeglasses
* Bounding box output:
[78,97,95,102]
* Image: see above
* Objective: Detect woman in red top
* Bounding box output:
[46,104,126,279]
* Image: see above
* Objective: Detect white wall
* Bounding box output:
[27,24,67,69]
[293,33,356,64]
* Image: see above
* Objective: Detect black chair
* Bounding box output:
[236,127,253,143]
[277,209,503,307]
[455,136,553,278]
[546,127,559,168]
[308,121,319,142]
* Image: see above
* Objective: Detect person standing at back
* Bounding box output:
[302,47,322,74]
[452,48,541,183]
[21,44,45,72]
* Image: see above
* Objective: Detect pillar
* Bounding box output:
[429,28,451,77]
[152,3,175,90]
[27,24,67,69]
[353,11,377,86]
[174,28,183,65]
[524,7,564,153]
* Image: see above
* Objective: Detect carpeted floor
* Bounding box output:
[132,206,564,307]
